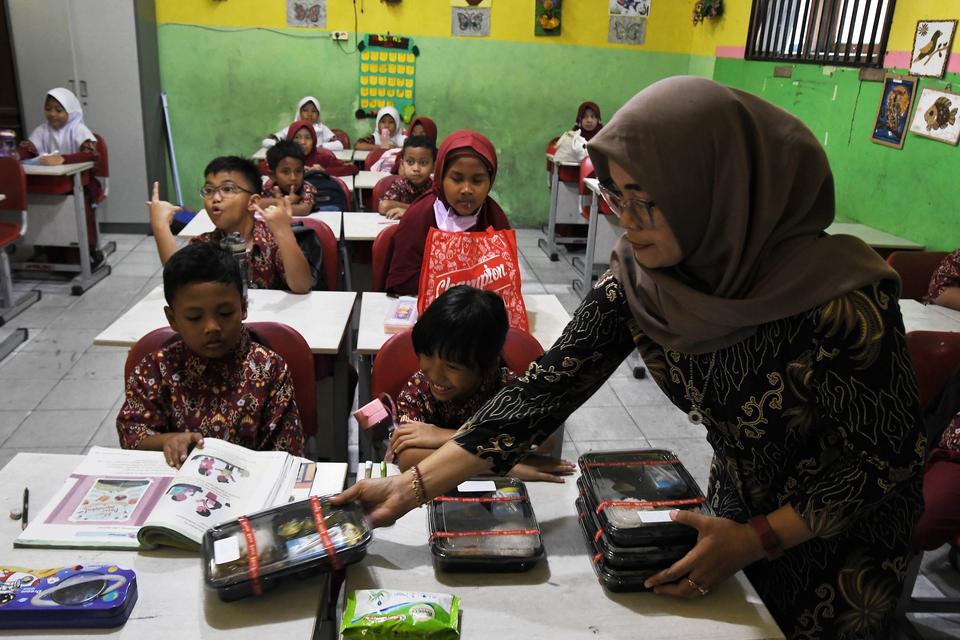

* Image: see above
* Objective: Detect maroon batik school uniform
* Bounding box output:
[116,327,304,455]
[380,177,430,206]
[261,178,317,212]
[190,218,287,290]
[396,367,516,429]
[924,249,960,303]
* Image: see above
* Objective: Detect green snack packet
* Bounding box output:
[341,589,461,639]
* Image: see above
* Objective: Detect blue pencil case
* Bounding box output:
[0,564,137,629]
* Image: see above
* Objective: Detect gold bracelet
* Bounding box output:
[411,465,426,507]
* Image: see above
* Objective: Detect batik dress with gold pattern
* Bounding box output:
[454,273,925,640]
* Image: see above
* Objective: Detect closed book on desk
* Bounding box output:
[15,440,346,551]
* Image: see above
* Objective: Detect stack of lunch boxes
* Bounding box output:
[428,477,544,572]
[576,450,710,592]
[202,497,372,601]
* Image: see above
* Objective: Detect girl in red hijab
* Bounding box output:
[575,101,603,141]
[284,119,357,178]
[391,116,439,174]
[385,130,510,295]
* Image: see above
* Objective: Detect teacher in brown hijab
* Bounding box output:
[333,76,925,639]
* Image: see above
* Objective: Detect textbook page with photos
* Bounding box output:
[15,440,347,551]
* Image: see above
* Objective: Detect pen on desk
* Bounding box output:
[364,460,373,480]
[380,461,387,478]
[21,488,29,530]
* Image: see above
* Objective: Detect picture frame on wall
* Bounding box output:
[870,74,918,149]
[909,20,956,78]
[909,87,960,145]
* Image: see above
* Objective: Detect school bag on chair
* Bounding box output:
[304,170,349,212]
[290,222,327,291]
[417,226,529,332]
[552,130,588,164]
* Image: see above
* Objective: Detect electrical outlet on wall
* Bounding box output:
[332,31,349,41]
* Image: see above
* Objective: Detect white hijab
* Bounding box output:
[372,106,406,147]
[28,88,95,155]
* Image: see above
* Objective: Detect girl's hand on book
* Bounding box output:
[39,154,65,166]
[163,432,204,468]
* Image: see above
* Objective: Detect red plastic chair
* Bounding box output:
[371,327,543,404]
[124,322,318,438]
[371,223,399,292]
[372,175,402,212]
[293,217,340,291]
[887,251,949,302]
[330,128,350,150]
[0,157,40,358]
[363,148,387,170]
[330,175,352,211]
[93,133,109,201]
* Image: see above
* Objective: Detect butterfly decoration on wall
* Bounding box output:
[613,21,644,42]
[294,2,323,24]
[458,11,485,32]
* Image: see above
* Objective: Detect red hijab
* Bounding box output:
[405,116,438,142]
[575,101,603,141]
[384,130,510,295]
[285,119,357,177]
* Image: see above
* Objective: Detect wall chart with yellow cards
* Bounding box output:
[358,34,419,123]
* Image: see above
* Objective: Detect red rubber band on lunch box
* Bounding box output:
[310,496,343,571]
[237,516,263,596]
[593,552,603,565]
[595,496,706,514]
[428,528,540,542]
[581,459,680,468]
[432,495,527,503]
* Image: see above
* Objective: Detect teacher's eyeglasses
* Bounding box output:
[597,180,656,230]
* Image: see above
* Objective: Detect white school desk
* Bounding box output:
[252,147,368,165]
[826,223,924,253]
[351,171,390,211]
[177,209,343,239]
[344,474,784,640]
[0,453,350,639]
[572,177,622,297]
[900,299,960,333]
[17,161,109,295]
[539,153,586,262]
[342,211,397,242]
[94,286,357,462]
[0,194,6,201]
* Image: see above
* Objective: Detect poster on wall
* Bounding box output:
[358,35,418,122]
[535,0,561,37]
[286,0,327,28]
[609,0,650,17]
[909,87,960,145]
[870,74,918,149]
[452,7,490,37]
[609,16,646,45]
[910,20,956,78]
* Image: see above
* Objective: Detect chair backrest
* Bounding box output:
[887,251,949,302]
[332,175,352,210]
[0,156,28,213]
[371,327,544,404]
[371,223,399,292]
[93,133,109,179]
[293,217,340,290]
[330,128,350,149]
[906,330,960,409]
[124,322,318,437]
[364,148,387,170]
[372,174,402,210]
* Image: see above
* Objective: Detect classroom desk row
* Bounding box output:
[252,147,371,164]
[0,453,785,640]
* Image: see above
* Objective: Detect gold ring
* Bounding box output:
[687,576,709,596]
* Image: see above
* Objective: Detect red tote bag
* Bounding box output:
[417,226,529,332]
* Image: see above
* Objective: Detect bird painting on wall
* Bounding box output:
[914,30,943,65]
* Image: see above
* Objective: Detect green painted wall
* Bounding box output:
[714,58,959,251]
[157,24,692,225]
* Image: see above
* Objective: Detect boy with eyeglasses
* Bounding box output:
[148,156,311,293]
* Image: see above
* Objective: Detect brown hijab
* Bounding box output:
[588,76,897,354]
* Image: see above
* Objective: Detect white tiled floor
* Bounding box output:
[0,228,957,637]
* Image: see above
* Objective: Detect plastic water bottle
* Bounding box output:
[220,232,249,295]
[0,130,16,158]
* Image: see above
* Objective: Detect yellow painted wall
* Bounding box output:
[156,0,696,53]
[690,0,960,56]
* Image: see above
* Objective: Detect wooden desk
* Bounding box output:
[900,299,960,333]
[827,223,924,253]
[0,453,336,639]
[539,154,586,262]
[344,475,784,639]
[177,210,342,239]
[19,161,109,294]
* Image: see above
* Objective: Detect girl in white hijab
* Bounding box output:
[21,88,97,166]
[263,96,343,151]
[355,106,406,150]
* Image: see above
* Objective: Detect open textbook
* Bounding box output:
[15,439,347,551]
